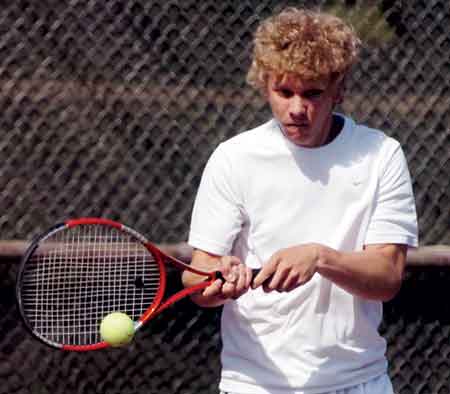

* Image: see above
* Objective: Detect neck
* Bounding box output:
[324,114,344,145]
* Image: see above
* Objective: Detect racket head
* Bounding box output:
[16,218,166,351]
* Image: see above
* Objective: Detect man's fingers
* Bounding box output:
[262,267,289,292]
[252,255,278,288]
[245,266,254,288]
[220,256,242,282]
[252,269,273,288]
[220,263,253,299]
[235,263,247,290]
[202,279,223,297]
[221,281,236,298]
[282,272,300,292]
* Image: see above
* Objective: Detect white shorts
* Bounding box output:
[220,373,395,394]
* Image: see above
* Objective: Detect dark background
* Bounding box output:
[0,0,449,393]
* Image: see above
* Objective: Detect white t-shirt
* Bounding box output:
[188,115,418,394]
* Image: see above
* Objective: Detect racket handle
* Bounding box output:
[251,268,261,276]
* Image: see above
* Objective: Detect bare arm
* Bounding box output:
[316,243,407,301]
[182,249,253,307]
[253,243,407,301]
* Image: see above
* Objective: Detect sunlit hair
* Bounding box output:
[247,7,361,93]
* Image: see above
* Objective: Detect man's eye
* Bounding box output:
[304,90,323,99]
[278,89,293,98]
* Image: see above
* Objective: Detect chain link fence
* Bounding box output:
[0,0,449,393]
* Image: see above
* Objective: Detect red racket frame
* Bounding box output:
[17,217,222,351]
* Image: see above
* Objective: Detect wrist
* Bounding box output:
[190,293,228,308]
[315,244,339,272]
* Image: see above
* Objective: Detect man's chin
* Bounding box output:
[285,132,319,148]
[281,126,311,145]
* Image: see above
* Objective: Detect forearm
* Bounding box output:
[316,244,407,301]
[190,290,228,308]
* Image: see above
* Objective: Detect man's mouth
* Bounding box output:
[286,123,309,128]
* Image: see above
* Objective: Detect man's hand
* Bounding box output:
[252,242,407,300]
[183,250,254,307]
[202,255,254,300]
[252,244,320,292]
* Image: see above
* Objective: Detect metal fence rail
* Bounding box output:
[0,0,449,393]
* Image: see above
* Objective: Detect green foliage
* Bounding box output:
[324,1,396,45]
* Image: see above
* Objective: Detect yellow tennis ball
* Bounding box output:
[100,312,135,347]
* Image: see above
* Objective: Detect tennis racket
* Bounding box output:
[16,217,260,351]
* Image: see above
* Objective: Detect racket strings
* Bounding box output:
[21,224,161,346]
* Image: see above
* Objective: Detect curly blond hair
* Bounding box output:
[247,7,361,92]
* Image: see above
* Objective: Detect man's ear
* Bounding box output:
[334,89,344,105]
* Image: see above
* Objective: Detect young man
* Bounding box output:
[183,7,418,394]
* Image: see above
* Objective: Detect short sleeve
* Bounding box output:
[188,144,245,255]
[365,143,418,247]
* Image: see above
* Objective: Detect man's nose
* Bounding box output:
[289,96,307,117]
